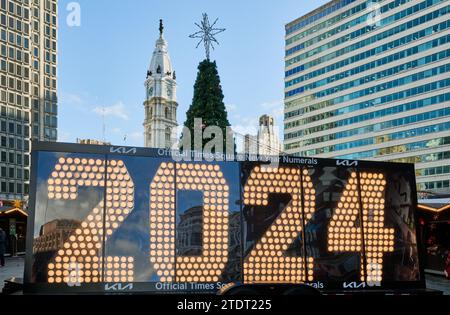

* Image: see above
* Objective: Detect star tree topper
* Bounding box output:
[189,13,226,60]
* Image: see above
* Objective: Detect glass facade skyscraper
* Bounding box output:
[284,0,450,193]
[0,0,58,202]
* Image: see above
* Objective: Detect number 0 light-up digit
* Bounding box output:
[149,162,229,282]
[243,166,316,283]
[327,172,394,283]
[46,157,135,284]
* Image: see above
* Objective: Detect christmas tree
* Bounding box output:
[181,59,233,154]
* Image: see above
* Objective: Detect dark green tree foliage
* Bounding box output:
[182,59,232,153]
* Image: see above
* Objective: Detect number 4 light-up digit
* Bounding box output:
[243,166,316,283]
[149,162,229,282]
[46,157,135,284]
[327,172,394,284]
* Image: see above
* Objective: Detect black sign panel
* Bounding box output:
[24,142,424,293]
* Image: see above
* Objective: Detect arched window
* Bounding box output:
[165,107,171,119]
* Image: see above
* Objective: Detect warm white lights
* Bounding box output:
[327,172,394,282]
[44,158,396,286]
[149,163,229,282]
[47,158,134,284]
[243,166,315,283]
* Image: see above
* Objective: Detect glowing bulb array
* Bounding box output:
[243,166,316,283]
[150,163,229,282]
[48,256,134,284]
[149,162,176,282]
[43,157,397,286]
[47,157,135,284]
[103,256,135,283]
[327,172,394,283]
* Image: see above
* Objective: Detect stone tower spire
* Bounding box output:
[143,20,178,148]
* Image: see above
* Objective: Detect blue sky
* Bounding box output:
[58,0,328,146]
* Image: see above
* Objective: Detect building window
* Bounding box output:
[165,127,171,143]
[165,107,171,119]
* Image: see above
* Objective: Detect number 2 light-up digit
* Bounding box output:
[46,157,135,284]
[149,162,229,282]
[243,166,316,283]
[327,172,394,283]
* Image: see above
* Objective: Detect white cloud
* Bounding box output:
[93,101,129,121]
[226,104,237,112]
[231,116,258,135]
[60,92,85,107]
[230,99,284,134]
[227,99,285,149]
[260,99,283,110]
[270,107,284,123]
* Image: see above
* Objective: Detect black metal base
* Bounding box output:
[2,277,24,295]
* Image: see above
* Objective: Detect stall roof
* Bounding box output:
[418,199,450,213]
[0,206,28,217]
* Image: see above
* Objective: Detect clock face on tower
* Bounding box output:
[167,85,172,98]
[148,86,154,98]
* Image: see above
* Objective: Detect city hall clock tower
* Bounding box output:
[143,20,178,148]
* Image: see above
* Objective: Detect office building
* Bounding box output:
[0,0,58,202]
[284,0,450,193]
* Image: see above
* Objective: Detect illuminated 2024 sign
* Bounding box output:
[44,157,394,285]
